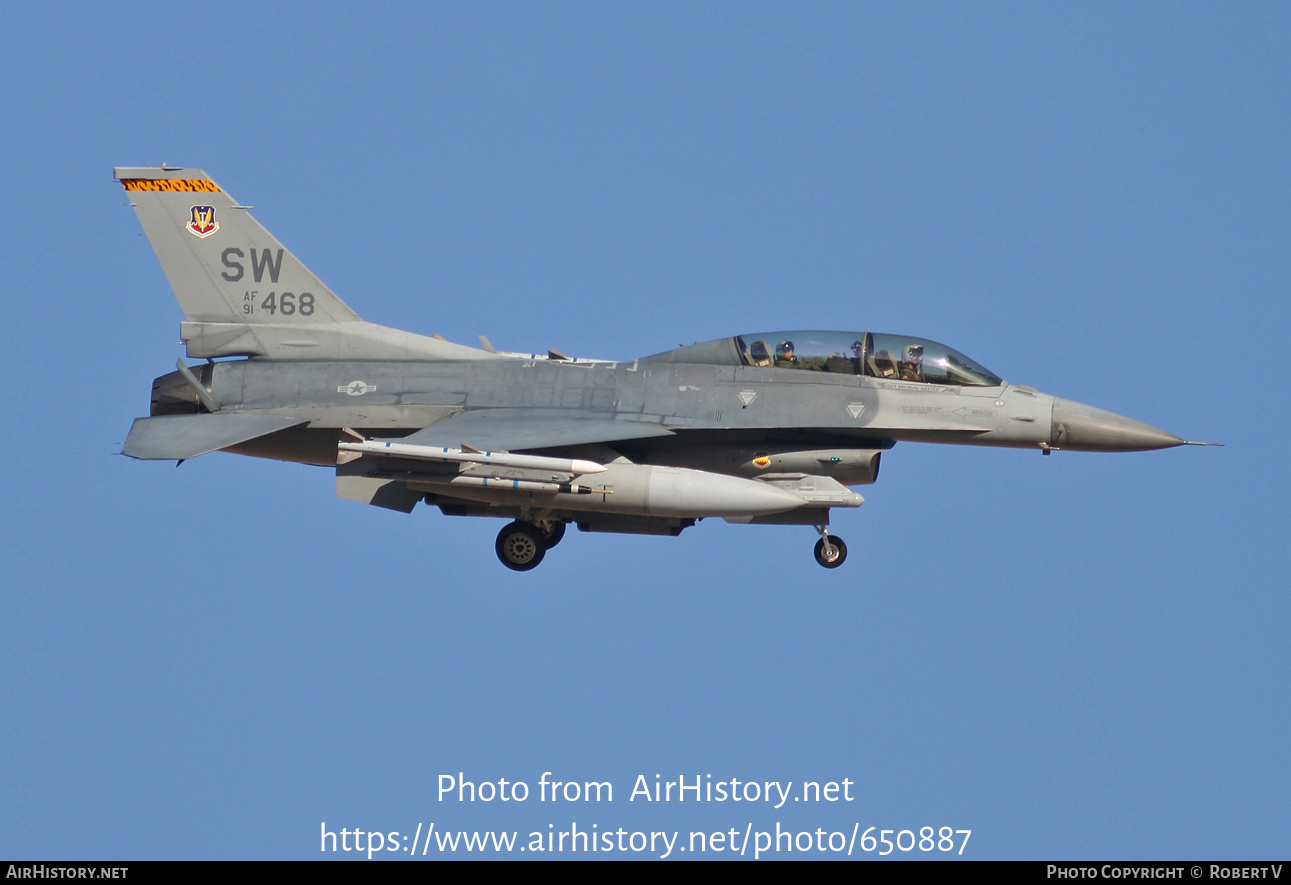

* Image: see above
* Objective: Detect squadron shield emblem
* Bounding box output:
[186,205,220,239]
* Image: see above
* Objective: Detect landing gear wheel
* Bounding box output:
[496,521,546,571]
[814,536,847,568]
[536,520,566,549]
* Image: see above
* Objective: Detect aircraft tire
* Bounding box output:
[496,521,547,571]
[814,536,847,568]
[537,520,566,548]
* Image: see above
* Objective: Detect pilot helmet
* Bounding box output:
[776,340,795,359]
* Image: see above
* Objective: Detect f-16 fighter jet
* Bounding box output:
[117,168,1215,570]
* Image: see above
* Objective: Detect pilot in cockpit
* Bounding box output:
[850,339,865,372]
[900,344,924,381]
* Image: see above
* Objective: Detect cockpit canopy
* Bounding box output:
[735,331,1003,387]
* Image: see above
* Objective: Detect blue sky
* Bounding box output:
[2,2,1287,860]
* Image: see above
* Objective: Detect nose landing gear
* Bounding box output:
[813,526,847,568]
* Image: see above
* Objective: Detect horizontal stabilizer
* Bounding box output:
[394,409,675,452]
[122,413,307,460]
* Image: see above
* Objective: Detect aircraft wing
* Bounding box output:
[392,409,675,452]
[122,413,308,460]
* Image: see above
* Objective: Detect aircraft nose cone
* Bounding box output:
[1050,397,1185,452]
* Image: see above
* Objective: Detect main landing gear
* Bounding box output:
[813,526,847,568]
[495,519,566,571]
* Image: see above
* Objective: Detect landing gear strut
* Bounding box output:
[535,519,566,549]
[813,526,847,568]
[495,521,547,571]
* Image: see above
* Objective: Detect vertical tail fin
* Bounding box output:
[116,167,488,362]
[116,167,358,326]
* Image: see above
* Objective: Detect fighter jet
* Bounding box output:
[116,167,1215,570]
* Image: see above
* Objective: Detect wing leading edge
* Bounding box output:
[388,408,676,452]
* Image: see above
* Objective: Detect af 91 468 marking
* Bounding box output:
[242,291,315,316]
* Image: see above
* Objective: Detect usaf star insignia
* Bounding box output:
[339,380,376,396]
